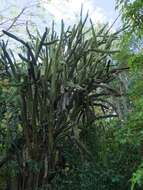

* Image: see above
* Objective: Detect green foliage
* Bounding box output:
[116,0,143,37]
[131,162,143,190]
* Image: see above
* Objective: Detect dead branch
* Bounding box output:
[0,7,27,38]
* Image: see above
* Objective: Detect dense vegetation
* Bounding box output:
[0,0,143,189]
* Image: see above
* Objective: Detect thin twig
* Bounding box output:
[106,14,121,34]
[0,7,27,37]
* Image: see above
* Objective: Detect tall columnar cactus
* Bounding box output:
[0,15,127,190]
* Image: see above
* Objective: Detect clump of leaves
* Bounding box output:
[131,162,143,190]
[116,0,143,37]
